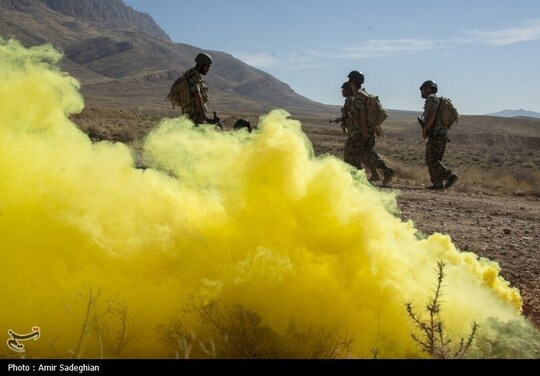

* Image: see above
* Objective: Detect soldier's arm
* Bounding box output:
[353,95,368,136]
[423,96,439,131]
[187,72,209,122]
[193,91,208,122]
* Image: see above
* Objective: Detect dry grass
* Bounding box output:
[386,158,426,183]
[455,168,540,196]
[69,109,540,197]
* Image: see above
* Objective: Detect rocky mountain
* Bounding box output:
[0,0,334,117]
[0,0,170,42]
[487,109,540,120]
[46,0,171,41]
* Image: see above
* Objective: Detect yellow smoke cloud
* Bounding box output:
[0,37,535,359]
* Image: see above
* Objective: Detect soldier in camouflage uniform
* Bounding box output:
[419,80,459,190]
[346,71,394,186]
[182,53,212,124]
[340,82,353,136]
[341,82,380,180]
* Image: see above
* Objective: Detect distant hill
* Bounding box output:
[376,113,540,150]
[0,0,334,117]
[487,109,540,119]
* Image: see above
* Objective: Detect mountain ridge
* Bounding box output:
[487,109,540,119]
[0,0,334,117]
[0,0,171,41]
[2,0,539,124]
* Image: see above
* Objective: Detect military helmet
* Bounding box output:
[341,82,350,89]
[347,70,365,85]
[420,80,438,93]
[195,53,213,65]
[234,118,252,132]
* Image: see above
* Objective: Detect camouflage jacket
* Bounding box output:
[342,96,354,130]
[423,94,446,135]
[182,67,209,115]
[349,89,373,135]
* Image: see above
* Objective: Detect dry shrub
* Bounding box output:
[406,262,478,359]
[157,300,353,359]
[50,288,140,359]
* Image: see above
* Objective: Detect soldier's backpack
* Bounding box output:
[166,72,191,109]
[437,97,459,128]
[365,94,388,136]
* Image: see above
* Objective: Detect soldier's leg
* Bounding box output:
[182,110,199,125]
[369,167,380,182]
[364,135,394,185]
[344,134,363,170]
[425,134,451,185]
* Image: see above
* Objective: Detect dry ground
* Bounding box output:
[71,108,540,328]
[387,182,539,327]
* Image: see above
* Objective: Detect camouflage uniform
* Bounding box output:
[341,96,354,132]
[345,89,390,172]
[342,95,363,169]
[423,94,453,185]
[181,67,209,124]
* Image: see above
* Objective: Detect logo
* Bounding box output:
[7,326,40,353]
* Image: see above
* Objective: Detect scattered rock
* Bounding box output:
[503,228,511,235]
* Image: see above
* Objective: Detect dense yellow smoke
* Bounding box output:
[0,38,533,359]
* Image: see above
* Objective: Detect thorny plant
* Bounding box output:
[406,261,479,359]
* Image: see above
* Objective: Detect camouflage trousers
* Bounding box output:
[182,107,205,125]
[425,132,452,185]
[344,132,388,171]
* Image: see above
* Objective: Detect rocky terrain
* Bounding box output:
[393,183,539,327]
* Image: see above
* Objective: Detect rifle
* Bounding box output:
[417,116,426,129]
[417,116,450,142]
[208,111,224,131]
[329,117,348,134]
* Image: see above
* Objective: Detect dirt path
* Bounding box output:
[383,179,539,327]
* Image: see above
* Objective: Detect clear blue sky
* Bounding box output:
[124,0,540,114]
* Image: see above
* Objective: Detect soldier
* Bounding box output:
[346,71,394,186]
[182,53,213,125]
[419,80,459,190]
[340,82,379,180]
[340,82,353,135]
